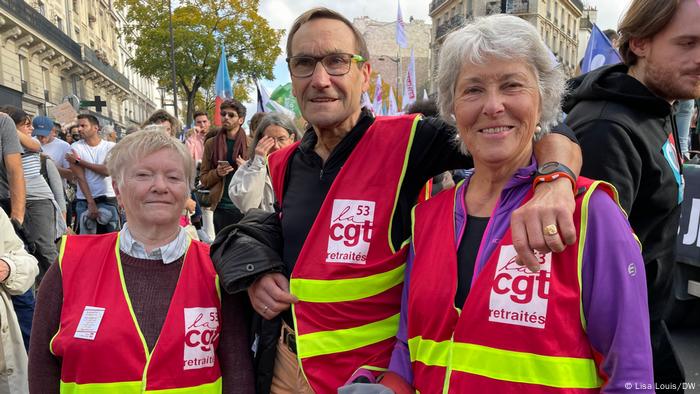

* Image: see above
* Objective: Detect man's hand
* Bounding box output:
[247,272,298,320]
[65,151,79,165]
[510,178,576,272]
[255,136,276,158]
[0,259,10,282]
[87,200,99,219]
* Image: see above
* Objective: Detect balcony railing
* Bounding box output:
[0,0,81,59]
[82,45,130,91]
[429,0,448,14]
[506,1,530,14]
[435,14,468,40]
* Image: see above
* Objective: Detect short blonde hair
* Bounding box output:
[106,130,194,193]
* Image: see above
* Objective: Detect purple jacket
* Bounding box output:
[388,160,654,393]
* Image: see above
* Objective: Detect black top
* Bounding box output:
[455,215,489,309]
[563,64,682,320]
[280,109,577,274]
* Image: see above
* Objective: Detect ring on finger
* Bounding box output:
[543,224,558,236]
[262,304,269,313]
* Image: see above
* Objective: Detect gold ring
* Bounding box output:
[543,224,558,236]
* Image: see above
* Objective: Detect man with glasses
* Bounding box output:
[200,99,248,232]
[243,7,582,393]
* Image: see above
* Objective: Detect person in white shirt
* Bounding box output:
[65,114,119,233]
[37,122,72,180]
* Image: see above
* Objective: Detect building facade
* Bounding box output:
[0,0,158,132]
[428,0,583,93]
[353,16,431,107]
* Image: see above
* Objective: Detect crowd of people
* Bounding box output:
[0,0,697,392]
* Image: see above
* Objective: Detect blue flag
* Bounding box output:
[581,24,622,74]
[214,46,232,99]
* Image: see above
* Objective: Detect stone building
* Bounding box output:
[0,0,158,131]
[428,0,584,93]
[353,16,431,106]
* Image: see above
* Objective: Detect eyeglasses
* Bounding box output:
[286,53,366,78]
[221,111,239,118]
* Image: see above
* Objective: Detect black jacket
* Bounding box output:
[563,64,683,321]
[210,209,284,393]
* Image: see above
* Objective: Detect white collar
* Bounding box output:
[119,223,190,264]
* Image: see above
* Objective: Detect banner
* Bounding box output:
[373,74,383,116]
[402,49,417,109]
[388,86,399,115]
[396,0,408,48]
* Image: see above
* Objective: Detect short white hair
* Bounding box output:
[106,130,194,194]
[437,14,566,139]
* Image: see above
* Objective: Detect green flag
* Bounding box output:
[269,83,301,117]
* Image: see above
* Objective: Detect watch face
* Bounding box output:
[539,162,559,174]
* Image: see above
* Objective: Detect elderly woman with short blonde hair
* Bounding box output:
[29,131,254,393]
[380,14,653,393]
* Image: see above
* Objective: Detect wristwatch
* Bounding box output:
[533,161,577,192]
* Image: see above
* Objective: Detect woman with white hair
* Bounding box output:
[228,112,302,213]
[379,14,653,393]
[28,131,254,393]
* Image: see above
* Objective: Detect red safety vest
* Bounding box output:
[268,115,421,393]
[408,178,622,393]
[50,233,222,393]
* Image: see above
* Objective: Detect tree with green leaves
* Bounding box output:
[117,0,282,125]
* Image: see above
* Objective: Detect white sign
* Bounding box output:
[183,307,219,370]
[50,101,78,126]
[488,245,551,329]
[326,199,376,264]
[74,306,106,340]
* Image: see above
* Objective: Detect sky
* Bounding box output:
[244,0,632,116]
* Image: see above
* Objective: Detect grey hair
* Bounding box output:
[250,112,302,157]
[106,130,195,195]
[437,14,566,140]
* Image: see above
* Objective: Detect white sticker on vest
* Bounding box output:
[488,245,551,329]
[74,306,105,340]
[184,307,219,370]
[327,199,376,264]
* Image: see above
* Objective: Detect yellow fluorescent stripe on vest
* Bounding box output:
[59,380,143,393]
[49,236,70,356]
[59,377,222,393]
[296,313,400,359]
[388,114,421,254]
[290,264,405,303]
[408,337,602,389]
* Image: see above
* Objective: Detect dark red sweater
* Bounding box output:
[28,252,254,393]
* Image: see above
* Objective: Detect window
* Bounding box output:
[38,1,46,16]
[19,55,29,93]
[72,0,79,13]
[61,76,69,96]
[42,67,50,91]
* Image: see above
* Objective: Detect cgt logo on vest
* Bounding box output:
[488,245,551,329]
[183,307,219,370]
[327,199,376,264]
